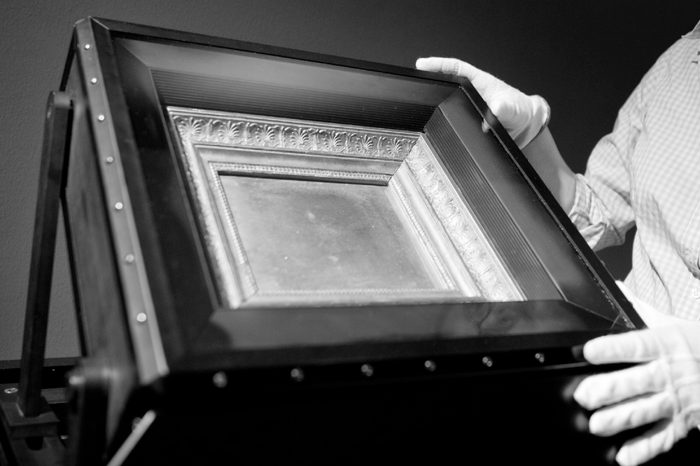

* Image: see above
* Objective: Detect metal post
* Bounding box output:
[17,92,73,417]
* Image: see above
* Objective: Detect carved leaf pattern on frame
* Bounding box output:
[172,113,417,160]
[405,141,520,301]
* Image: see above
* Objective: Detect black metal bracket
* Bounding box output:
[0,91,73,465]
[65,360,110,466]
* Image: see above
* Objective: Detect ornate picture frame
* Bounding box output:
[66,17,642,375]
[52,18,647,464]
[169,108,522,309]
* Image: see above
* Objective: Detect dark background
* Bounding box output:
[1,1,698,362]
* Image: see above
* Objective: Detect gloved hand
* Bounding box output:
[573,323,700,466]
[415,57,550,148]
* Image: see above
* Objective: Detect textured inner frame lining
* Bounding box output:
[426,109,555,299]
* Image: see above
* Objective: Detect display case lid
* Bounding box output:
[66,17,642,382]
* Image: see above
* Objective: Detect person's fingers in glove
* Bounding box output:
[573,324,700,466]
[415,56,549,148]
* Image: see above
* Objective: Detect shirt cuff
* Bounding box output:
[568,174,591,230]
[568,174,615,250]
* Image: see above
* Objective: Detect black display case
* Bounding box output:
[4,17,677,465]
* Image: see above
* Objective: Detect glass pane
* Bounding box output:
[221,176,443,292]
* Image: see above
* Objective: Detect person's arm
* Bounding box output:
[416,56,638,251]
[521,126,576,212]
[416,56,577,210]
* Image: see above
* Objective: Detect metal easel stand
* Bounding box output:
[0,91,109,466]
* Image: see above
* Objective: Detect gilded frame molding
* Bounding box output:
[168,107,523,308]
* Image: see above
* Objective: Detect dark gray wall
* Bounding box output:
[1,1,698,361]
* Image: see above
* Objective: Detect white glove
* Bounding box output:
[573,323,700,466]
[415,57,550,148]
